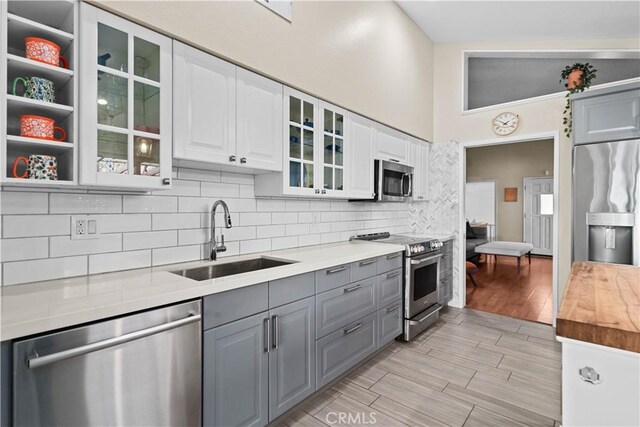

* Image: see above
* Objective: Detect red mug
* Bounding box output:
[25,37,68,68]
[20,115,66,141]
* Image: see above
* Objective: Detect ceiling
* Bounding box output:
[396,1,640,43]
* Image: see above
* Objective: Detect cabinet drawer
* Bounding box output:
[574,88,640,144]
[203,283,268,330]
[316,312,377,388]
[269,272,315,308]
[378,302,402,347]
[561,339,640,427]
[377,252,403,274]
[316,277,377,338]
[378,269,403,308]
[316,264,351,293]
[350,257,378,282]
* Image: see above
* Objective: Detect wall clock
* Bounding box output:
[492,112,520,136]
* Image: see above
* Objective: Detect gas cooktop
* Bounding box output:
[350,232,443,256]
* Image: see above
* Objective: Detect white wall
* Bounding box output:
[89,0,435,141]
[432,38,639,302]
[465,181,495,227]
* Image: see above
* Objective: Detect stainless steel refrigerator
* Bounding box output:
[573,139,640,266]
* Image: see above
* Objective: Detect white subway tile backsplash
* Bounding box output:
[239,212,271,226]
[221,172,254,185]
[89,250,151,275]
[3,215,70,238]
[0,191,48,214]
[123,196,177,213]
[98,214,152,233]
[178,168,221,182]
[256,225,286,239]
[152,180,201,197]
[272,236,298,250]
[153,213,200,231]
[153,245,201,266]
[123,231,177,251]
[201,182,240,198]
[240,238,271,254]
[50,234,122,257]
[1,237,48,262]
[50,194,122,214]
[4,256,87,285]
[0,166,415,286]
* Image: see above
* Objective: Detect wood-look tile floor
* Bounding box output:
[276,308,561,427]
[466,255,553,324]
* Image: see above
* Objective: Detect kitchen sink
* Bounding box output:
[170,257,295,281]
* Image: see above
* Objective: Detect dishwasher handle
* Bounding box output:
[26,313,201,369]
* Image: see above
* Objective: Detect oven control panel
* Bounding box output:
[408,240,442,255]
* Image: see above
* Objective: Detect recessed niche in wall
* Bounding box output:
[464,50,640,111]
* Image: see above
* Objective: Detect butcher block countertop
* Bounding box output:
[557,262,640,353]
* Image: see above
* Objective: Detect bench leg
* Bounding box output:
[528,251,532,265]
[517,256,521,274]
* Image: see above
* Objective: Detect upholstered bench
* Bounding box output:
[475,241,534,274]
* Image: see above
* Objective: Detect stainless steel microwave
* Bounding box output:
[374,159,413,202]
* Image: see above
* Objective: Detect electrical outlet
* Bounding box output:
[71,216,100,240]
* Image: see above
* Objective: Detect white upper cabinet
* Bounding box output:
[173,41,236,165]
[173,42,283,172]
[374,124,409,164]
[409,137,430,201]
[236,68,283,171]
[80,4,173,189]
[347,114,375,199]
[319,101,347,197]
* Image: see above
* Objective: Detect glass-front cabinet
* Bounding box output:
[280,87,348,197]
[79,4,172,189]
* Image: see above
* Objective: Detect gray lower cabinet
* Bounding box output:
[378,301,402,346]
[316,312,377,387]
[573,85,640,144]
[378,268,402,308]
[315,277,377,339]
[268,297,316,421]
[203,311,269,427]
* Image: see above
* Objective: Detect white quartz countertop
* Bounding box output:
[1,241,404,341]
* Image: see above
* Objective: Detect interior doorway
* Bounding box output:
[458,133,559,325]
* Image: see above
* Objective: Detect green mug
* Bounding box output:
[12,76,55,103]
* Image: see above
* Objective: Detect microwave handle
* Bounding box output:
[406,174,413,197]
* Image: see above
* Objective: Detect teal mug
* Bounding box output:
[12,77,55,103]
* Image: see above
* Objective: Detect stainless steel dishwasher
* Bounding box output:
[13,300,202,426]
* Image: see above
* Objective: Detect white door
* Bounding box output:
[173,41,236,165]
[524,177,554,256]
[236,68,283,172]
[374,124,408,163]
[347,114,374,199]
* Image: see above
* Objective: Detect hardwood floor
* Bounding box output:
[466,255,553,324]
[276,307,561,427]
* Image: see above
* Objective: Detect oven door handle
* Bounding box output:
[410,253,442,265]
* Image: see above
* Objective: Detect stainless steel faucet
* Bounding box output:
[210,200,232,261]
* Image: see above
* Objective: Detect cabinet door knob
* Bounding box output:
[579,366,601,384]
[229,155,236,162]
[240,157,247,164]
[162,178,170,185]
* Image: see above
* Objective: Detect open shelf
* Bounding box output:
[1,177,76,187]
[8,13,74,46]
[7,53,73,81]
[7,1,74,34]
[7,135,74,154]
[7,94,73,121]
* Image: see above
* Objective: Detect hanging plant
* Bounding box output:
[560,63,597,137]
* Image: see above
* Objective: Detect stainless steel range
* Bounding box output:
[351,232,444,341]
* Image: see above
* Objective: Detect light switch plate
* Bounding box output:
[71,215,101,240]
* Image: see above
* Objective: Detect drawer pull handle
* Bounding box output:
[343,284,362,294]
[579,366,601,385]
[359,259,376,267]
[386,253,402,260]
[327,266,347,275]
[343,323,362,335]
[386,271,400,279]
[385,304,400,314]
